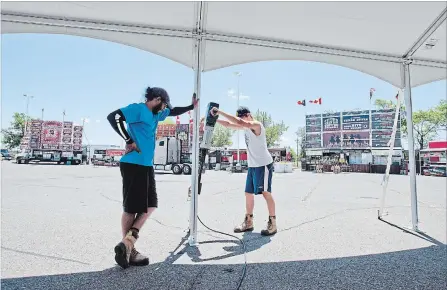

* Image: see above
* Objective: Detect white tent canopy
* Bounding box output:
[2,2,446,87]
[2,1,446,244]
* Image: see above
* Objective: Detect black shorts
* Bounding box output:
[120,162,157,214]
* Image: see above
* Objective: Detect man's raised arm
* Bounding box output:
[168,93,198,116]
[217,119,244,130]
[213,108,260,131]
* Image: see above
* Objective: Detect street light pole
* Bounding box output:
[234,71,242,164]
[23,94,34,133]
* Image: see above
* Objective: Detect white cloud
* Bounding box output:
[227,89,250,101]
[279,135,295,148]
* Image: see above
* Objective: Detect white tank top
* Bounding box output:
[244,124,273,168]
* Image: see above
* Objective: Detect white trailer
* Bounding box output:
[153,136,192,175]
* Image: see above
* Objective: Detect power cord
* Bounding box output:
[197,215,247,290]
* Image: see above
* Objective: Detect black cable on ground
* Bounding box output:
[197,215,247,290]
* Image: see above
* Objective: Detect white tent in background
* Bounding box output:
[2,1,446,245]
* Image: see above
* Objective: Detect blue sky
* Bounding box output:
[2,34,446,149]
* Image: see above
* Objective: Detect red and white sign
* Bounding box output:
[428,141,447,149]
[41,121,63,144]
[106,149,125,157]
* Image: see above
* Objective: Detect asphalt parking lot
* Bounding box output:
[1,161,446,290]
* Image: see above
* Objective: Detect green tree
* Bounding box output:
[373,98,446,149]
[296,126,306,158]
[159,117,175,125]
[211,123,233,147]
[289,147,297,162]
[253,110,288,147]
[1,113,30,149]
[433,100,447,127]
[374,99,397,110]
[412,101,447,149]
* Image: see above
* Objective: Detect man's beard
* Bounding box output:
[152,103,163,114]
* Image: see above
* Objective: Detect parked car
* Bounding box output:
[1,149,12,161]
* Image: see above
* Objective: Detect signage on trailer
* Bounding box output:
[19,119,83,152]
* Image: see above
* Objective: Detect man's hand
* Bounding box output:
[192,93,198,108]
[210,107,219,117]
[125,142,141,154]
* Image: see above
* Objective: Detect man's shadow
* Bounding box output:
[183,231,272,263]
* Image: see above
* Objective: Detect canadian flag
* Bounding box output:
[297,100,306,106]
[309,97,322,105]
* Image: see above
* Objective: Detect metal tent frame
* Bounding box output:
[2,2,446,245]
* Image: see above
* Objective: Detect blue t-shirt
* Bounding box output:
[119,103,170,166]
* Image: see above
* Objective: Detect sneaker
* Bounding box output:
[234,214,254,233]
[114,230,138,269]
[129,248,149,266]
[261,216,277,236]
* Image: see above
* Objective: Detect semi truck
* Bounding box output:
[153,121,204,175]
[153,136,193,175]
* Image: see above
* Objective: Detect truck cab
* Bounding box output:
[153,137,192,175]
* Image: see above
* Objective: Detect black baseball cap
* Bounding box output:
[149,87,173,109]
[236,106,251,117]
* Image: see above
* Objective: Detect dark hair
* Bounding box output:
[145,87,155,101]
[236,106,251,117]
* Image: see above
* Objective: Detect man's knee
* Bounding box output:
[262,191,272,199]
[135,210,151,220]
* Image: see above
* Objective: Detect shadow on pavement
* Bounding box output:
[2,243,446,290]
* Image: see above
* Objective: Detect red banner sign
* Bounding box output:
[106,149,125,157]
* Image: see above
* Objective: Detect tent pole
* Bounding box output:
[402,62,419,232]
[189,1,205,246]
[189,37,202,246]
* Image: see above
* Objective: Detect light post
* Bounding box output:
[234,71,242,165]
[81,117,91,145]
[23,94,34,133]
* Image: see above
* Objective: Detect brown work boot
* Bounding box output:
[234,214,254,233]
[114,229,138,269]
[129,248,149,266]
[261,216,277,236]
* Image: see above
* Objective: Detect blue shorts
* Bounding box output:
[245,163,273,195]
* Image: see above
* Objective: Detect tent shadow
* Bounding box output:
[2,243,445,290]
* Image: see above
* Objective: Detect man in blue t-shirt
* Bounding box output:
[107,86,196,269]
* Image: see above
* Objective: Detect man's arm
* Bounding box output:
[199,116,243,130]
[168,93,197,116]
[168,104,194,116]
[107,109,134,144]
[216,119,244,130]
[217,109,261,132]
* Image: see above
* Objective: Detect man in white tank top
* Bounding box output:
[210,106,277,236]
